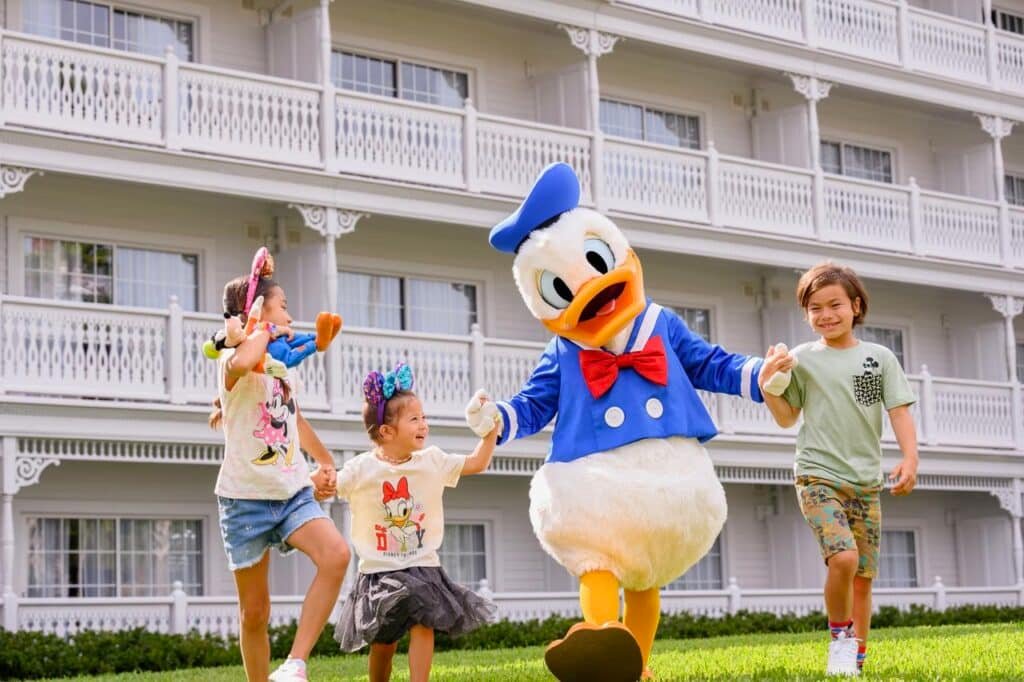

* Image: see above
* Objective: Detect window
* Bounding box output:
[667,306,712,342]
[338,270,478,335]
[24,237,199,310]
[600,99,701,149]
[332,51,468,108]
[878,530,918,588]
[1005,174,1024,206]
[666,536,723,589]
[439,523,487,588]
[821,140,893,184]
[1016,343,1023,383]
[993,8,1024,35]
[861,326,905,367]
[24,0,194,60]
[26,517,203,597]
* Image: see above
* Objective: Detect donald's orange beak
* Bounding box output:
[542,249,645,348]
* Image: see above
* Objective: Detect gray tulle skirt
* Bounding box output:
[334,566,498,652]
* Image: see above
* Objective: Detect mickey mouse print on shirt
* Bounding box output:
[251,379,298,471]
[853,357,883,407]
[374,476,427,558]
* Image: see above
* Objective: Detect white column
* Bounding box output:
[787,74,834,239]
[976,114,1017,266]
[319,0,338,173]
[986,294,1024,451]
[560,25,620,211]
[163,47,180,150]
[983,0,999,88]
[2,436,19,631]
[289,205,367,414]
[991,479,1023,588]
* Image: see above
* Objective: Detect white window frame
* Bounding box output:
[22,513,205,598]
[1004,171,1024,206]
[860,323,911,369]
[992,6,1024,34]
[820,135,899,184]
[331,46,473,108]
[652,291,724,345]
[1015,341,1023,384]
[443,508,501,591]
[599,95,704,150]
[16,0,206,61]
[8,217,213,311]
[877,525,923,589]
[336,255,491,335]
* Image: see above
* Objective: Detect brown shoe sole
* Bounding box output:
[544,622,643,682]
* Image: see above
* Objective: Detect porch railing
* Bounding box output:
[3,30,1024,271]
[2,295,1022,452]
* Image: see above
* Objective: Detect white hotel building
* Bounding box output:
[0,0,1023,638]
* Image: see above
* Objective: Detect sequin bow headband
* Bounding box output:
[363,363,415,425]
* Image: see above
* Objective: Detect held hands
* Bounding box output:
[311,465,337,501]
[465,389,502,438]
[759,343,797,396]
[888,456,918,496]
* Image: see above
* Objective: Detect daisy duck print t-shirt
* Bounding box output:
[337,446,466,574]
[214,349,310,500]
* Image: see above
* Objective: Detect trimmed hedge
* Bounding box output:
[2,604,1022,679]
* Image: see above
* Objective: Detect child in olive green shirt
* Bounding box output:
[761,262,919,677]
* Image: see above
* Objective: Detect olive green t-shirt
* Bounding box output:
[782,340,916,487]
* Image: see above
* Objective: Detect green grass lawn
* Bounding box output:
[42,622,1023,681]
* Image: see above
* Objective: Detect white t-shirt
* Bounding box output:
[214,350,311,500]
[338,446,466,574]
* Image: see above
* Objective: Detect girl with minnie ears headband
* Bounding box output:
[209,249,349,682]
[321,363,499,682]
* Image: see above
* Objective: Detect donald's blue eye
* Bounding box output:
[584,238,615,274]
[539,271,574,309]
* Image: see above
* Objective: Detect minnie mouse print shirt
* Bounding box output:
[214,350,310,500]
[337,447,466,574]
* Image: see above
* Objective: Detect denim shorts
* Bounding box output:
[217,486,328,571]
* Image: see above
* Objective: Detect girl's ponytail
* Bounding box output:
[209,397,224,430]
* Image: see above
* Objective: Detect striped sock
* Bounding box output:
[857,645,867,670]
[828,620,854,639]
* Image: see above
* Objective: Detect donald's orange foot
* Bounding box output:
[315,312,342,351]
[544,621,643,682]
[641,668,654,680]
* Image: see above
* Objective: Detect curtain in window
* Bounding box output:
[666,536,723,589]
[406,278,477,335]
[338,271,403,329]
[439,524,487,587]
[878,530,918,587]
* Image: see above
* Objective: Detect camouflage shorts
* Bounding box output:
[795,476,882,579]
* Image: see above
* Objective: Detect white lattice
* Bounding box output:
[475,116,593,202]
[717,160,814,237]
[482,341,545,399]
[178,66,321,166]
[603,139,707,221]
[18,437,222,465]
[335,92,464,188]
[997,33,1024,93]
[619,0,699,17]
[2,34,163,144]
[1,297,167,400]
[908,9,987,83]
[823,176,911,251]
[920,193,1001,264]
[19,601,172,637]
[1008,207,1024,267]
[181,315,221,404]
[816,0,900,64]
[930,380,1015,448]
[709,0,804,42]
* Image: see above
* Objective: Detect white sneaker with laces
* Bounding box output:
[269,657,308,681]
[826,632,860,676]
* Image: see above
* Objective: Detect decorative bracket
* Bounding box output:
[976,114,1017,140]
[986,293,1024,319]
[992,482,1022,518]
[786,73,834,102]
[289,204,368,238]
[0,166,44,199]
[559,24,620,58]
[3,449,61,496]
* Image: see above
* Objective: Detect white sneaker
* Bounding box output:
[269,657,308,681]
[826,632,860,676]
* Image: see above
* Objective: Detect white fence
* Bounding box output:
[2,295,1022,451]
[5,577,1021,636]
[3,30,1024,272]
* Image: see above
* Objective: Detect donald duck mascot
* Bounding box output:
[466,163,783,681]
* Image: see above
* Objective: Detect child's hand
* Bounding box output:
[271,325,295,341]
[759,343,796,396]
[311,466,337,499]
[465,389,501,438]
[888,456,918,495]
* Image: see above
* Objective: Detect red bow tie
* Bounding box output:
[382,476,410,503]
[579,336,669,399]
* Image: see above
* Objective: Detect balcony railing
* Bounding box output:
[622,0,1024,95]
[1,296,1021,452]
[3,31,1024,273]
[4,576,1020,636]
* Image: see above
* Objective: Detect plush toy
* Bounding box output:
[469,163,788,682]
[202,247,342,376]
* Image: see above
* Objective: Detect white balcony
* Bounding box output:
[1,296,1021,452]
[620,0,1024,95]
[2,31,1024,274]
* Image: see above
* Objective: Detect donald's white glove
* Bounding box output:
[761,343,797,396]
[465,389,502,438]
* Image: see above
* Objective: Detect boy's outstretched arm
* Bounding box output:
[888,405,919,495]
[462,426,499,475]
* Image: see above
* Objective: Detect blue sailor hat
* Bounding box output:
[488,162,581,254]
